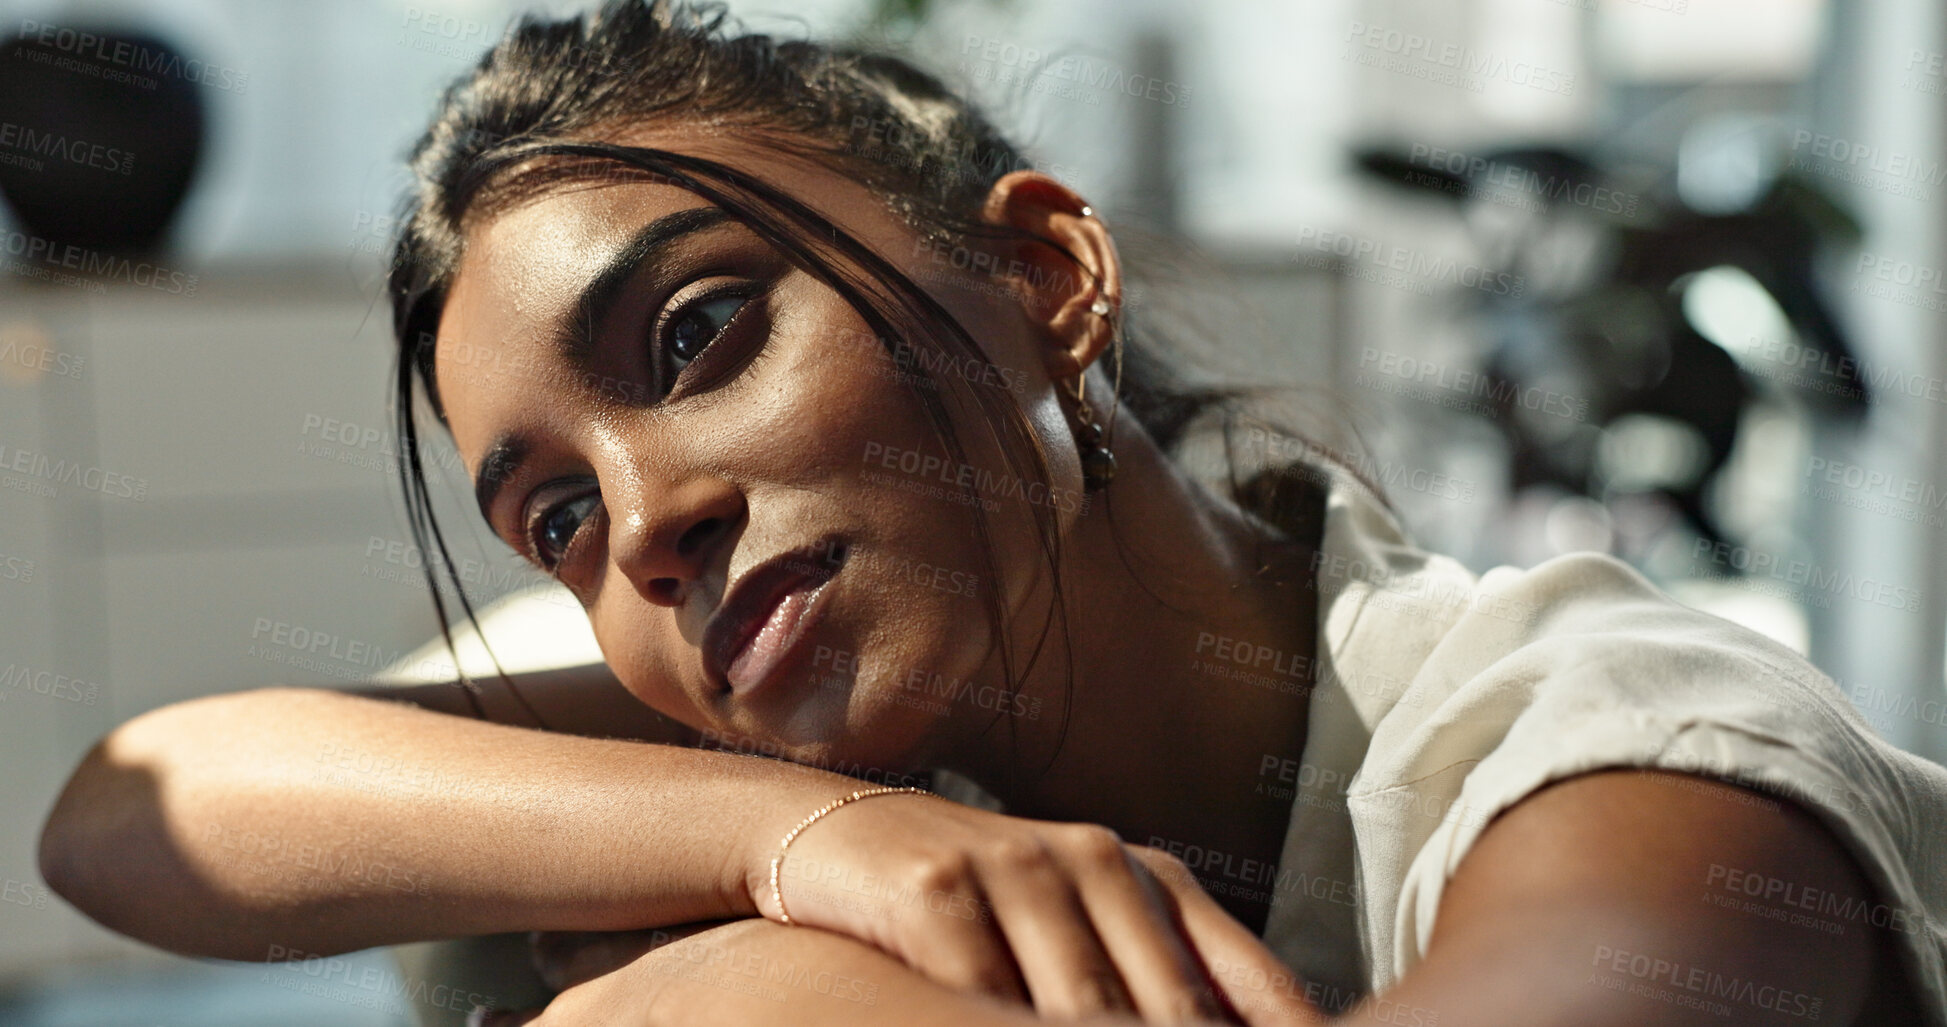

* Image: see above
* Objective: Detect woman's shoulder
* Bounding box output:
[1355,548,1947,1017]
[1287,461,1947,1008]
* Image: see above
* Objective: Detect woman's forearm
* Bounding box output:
[37,686,856,960]
[514,918,1095,1027]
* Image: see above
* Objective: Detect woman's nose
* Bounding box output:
[606,475,746,607]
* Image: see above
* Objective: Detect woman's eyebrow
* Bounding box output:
[551,204,735,365]
[476,206,735,531]
[474,433,530,529]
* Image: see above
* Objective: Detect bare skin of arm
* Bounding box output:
[1349,768,1924,1027]
[35,667,863,961]
[43,654,1921,1025]
[501,769,1924,1027]
[338,660,693,742]
[496,841,1316,1027]
[38,668,1255,1021]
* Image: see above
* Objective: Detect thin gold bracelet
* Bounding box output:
[769,786,931,925]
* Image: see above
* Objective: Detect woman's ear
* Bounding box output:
[979,171,1122,381]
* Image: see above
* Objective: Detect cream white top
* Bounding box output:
[1260,465,1947,1024]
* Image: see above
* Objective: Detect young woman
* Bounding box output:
[38,2,1946,1024]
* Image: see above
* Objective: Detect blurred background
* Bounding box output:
[1,0,1943,1022]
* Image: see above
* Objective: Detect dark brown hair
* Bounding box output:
[387,0,1348,776]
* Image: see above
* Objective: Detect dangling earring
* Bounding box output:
[1066,374,1116,492]
[1069,286,1119,492]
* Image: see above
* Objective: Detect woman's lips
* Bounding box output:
[726,577,834,695]
[703,541,847,697]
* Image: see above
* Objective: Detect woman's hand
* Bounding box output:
[740,792,1323,1024]
[481,918,1033,1027]
[1121,846,1327,1026]
[489,914,1319,1027]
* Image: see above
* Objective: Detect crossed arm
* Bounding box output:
[492,768,1923,1026]
[39,665,1924,1026]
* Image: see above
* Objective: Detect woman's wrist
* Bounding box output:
[731,758,864,919]
[767,786,933,924]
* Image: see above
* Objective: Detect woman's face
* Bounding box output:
[433,128,1098,773]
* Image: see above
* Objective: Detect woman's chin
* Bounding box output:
[780,690,949,784]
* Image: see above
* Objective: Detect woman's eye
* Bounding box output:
[664,294,747,366]
[531,491,600,569]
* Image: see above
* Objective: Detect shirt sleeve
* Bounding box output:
[1379,552,1947,1026]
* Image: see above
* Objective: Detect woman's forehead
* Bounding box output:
[438,130,915,352]
[448,178,708,336]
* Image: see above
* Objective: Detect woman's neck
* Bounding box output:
[948,426,1322,925]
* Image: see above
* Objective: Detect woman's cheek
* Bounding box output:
[592,610,707,726]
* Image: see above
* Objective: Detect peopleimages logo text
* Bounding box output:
[15,20,250,92]
[0,122,133,175]
[1,229,198,295]
[0,444,147,499]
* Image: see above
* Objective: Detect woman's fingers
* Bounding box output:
[915,913,1032,1008]
[975,832,1135,1017]
[776,795,1291,1021]
[801,840,1030,1005]
[887,849,1035,1005]
[1125,846,1324,1027]
[1053,828,1227,1022]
